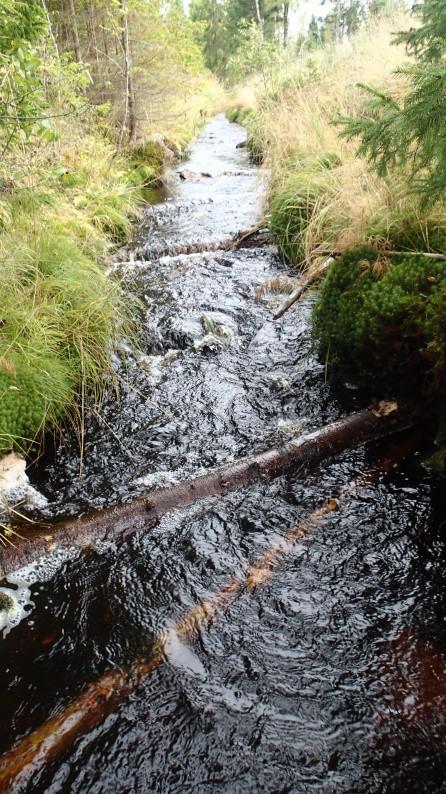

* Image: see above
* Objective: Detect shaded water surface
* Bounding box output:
[2,116,446,793]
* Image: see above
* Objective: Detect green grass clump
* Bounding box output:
[74,184,139,242]
[126,140,168,189]
[364,206,446,254]
[0,227,128,452]
[226,106,254,124]
[226,106,263,161]
[269,160,337,265]
[0,139,140,453]
[312,246,446,395]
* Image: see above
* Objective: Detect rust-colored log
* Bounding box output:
[0,436,415,793]
[0,402,418,581]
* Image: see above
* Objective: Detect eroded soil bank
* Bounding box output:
[1,116,446,794]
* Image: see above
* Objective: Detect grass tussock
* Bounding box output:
[0,136,141,454]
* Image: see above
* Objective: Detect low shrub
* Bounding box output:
[312,246,446,396]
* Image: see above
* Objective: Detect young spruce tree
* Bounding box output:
[339,0,446,207]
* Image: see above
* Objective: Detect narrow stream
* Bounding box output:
[2,115,446,793]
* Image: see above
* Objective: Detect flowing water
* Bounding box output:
[1,115,446,793]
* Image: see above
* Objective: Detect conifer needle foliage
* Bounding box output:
[338,0,446,208]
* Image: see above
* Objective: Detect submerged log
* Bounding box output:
[128,225,271,262]
[0,434,417,793]
[0,402,418,581]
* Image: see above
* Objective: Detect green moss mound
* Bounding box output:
[0,357,75,451]
[312,246,446,395]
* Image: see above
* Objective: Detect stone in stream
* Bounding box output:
[194,314,237,351]
[0,452,48,517]
[178,169,213,181]
[0,590,16,612]
[136,349,181,384]
[267,372,292,392]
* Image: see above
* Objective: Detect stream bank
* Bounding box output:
[1,115,446,794]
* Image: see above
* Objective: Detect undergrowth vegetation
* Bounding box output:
[0,0,222,455]
[228,5,446,414]
[313,247,446,399]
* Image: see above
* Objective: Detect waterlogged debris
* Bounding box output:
[136,349,181,384]
[0,453,48,517]
[0,456,404,786]
[267,372,292,392]
[195,314,237,351]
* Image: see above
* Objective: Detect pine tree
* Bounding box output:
[338,0,446,207]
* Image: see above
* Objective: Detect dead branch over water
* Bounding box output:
[0,402,418,580]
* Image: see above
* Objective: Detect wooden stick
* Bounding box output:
[0,435,417,792]
[309,249,446,261]
[273,256,334,320]
[385,250,446,261]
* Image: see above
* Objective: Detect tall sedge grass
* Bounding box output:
[0,137,138,453]
[239,12,446,269]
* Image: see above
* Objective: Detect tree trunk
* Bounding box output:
[0,430,420,792]
[0,403,418,581]
[283,1,289,47]
[119,0,136,143]
[254,0,263,27]
[67,0,81,62]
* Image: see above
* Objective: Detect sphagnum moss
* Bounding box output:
[312,247,446,398]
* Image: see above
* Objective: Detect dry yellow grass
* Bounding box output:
[244,11,443,266]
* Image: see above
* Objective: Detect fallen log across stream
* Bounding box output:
[0,401,419,581]
[0,431,420,793]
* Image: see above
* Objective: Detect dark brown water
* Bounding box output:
[1,116,446,794]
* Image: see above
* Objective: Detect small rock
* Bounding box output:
[178,170,213,181]
[193,333,226,352]
[0,452,49,515]
[277,419,304,438]
[0,452,28,491]
[267,373,292,392]
[0,590,16,612]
